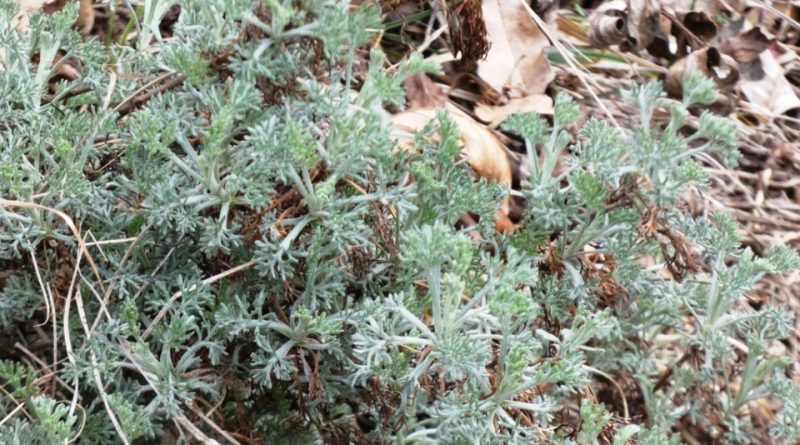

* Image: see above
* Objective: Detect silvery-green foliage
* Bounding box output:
[0,1,798,444]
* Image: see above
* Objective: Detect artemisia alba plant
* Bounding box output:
[0,1,797,444]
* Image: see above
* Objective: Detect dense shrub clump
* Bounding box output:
[1,1,798,444]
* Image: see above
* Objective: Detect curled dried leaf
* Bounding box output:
[624,0,665,51]
[392,107,513,191]
[588,1,628,48]
[738,50,800,115]
[715,21,800,114]
[474,94,553,129]
[451,73,508,107]
[719,27,773,66]
[391,106,514,233]
[404,74,448,109]
[666,46,739,97]
[478,0,554,99]
[679,10,717,40]
[589,13,628,48]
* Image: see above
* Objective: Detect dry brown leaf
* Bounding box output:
[477,0,554,99]
[739,50,800,115]
[588,0,628,48]
[664,0,721,37]
[77,0,94,34]
[11,0,53,32]
[625,0,664,50]
[714,17,800,114]
[392,107,512,191]
[391,106,516,233]
[679,10,718,40]
[589,13,627,48]
[404,74,448,109]
[43,0,95,33]
[474,94,553,129]
[719,27,773,66]
[451,73,509,106]
[666,46,739,96]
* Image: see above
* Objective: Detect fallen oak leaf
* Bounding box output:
[666,46,738,97]
[738,49,800,115]
[391,106,515,233]
[473,0,554,129]
[719,27,772,65]
[475,94,553,129]
[718,26,773,79]
[715,20,800,115]
[477,0,554,99]
[392,106,513,192]
[404,74,448,109]
[624,0,669,53]
[588,0,628,48]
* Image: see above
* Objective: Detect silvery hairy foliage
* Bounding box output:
[0,1,798,444]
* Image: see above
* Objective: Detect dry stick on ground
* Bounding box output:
[748,0,800,31]
[185,402,244,445]
[80,272,113,323]
[517,0,621,130]
[142,259,259,339]
[43,84,93,105]
[84,231,111,263]
[102,71,118,110]
[114,72,187,116]
[583,365,630,419]
[118,342,230,445]
[0,404,27,427]
[660,8,706,50]
[84,236,140,246]
[90,222,154,333]
[62,247,131,445]
[13,343,74,397]
[128,235,183,302]
[0,199,105,294]
[0,381,33,423]
[27,248,52,328]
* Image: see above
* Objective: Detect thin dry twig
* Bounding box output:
[13,343,74,396]
[142,259,259,339]
[118,342,223,445]
[0,199,105,294]
[0,403,26,426]
[61,244,131,445]
[28,248,51,328]
[91,221,154,333]
[517,0,621,130]
[113,72,187,116]
[583,365,630,419]
[186,402,243,445]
